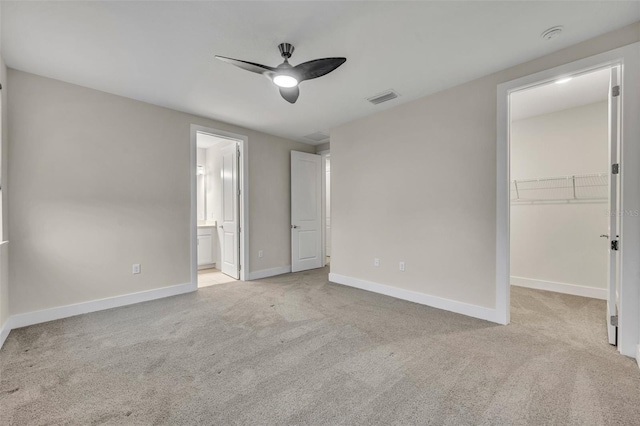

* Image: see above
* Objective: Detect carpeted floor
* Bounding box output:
[1,267,639,425]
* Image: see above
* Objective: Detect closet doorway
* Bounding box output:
[508,66,619,345]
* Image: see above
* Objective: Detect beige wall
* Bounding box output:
[250,138,317,271]
[330,23,639,310]
[315,142,330,153]
[510,102,608,290]
[7,69,313,316]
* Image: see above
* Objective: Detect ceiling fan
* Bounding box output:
[215,43,346,104]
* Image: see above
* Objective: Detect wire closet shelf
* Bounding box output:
[511,173,608,202]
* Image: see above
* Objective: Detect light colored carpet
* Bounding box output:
[1,267,639,425]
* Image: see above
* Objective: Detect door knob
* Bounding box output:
[291,225,299,229]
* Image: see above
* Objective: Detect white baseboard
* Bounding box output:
[9,281,196,331]
[510,276,606,300]
[198,263,216,270]
[0,317,11,349]
[636,345,640,369]
[328,273,499,323]
[248,265,292,280]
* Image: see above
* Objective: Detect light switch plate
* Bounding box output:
[132,264,141,274]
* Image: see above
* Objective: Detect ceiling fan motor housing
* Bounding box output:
[278,43,294,59]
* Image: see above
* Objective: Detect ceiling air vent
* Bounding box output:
[303,131,329,143]
[367,90,399,105]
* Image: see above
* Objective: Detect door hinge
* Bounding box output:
[610,315,618,327]
[612,163,620,175]
[612,85,620,97]
[611,240,619,251]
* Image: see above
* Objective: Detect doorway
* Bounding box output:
[191,125,248,287]
[496,43,640,358]
[508,67,615,344]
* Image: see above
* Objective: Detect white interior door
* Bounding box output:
[606,66,621,345]
[291,151,323,272]
[220,143,240,279]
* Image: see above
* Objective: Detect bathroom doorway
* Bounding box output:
[191,125,248,287]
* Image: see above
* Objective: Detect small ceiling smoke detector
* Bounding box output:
[367,90,399,105]
[541,26,564,40]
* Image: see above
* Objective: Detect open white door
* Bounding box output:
[606,66,621,345]
[291,151,323,272]
[220,143,240,279]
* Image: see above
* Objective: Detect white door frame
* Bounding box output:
[190,124,249,284]
[496,43,640,358]
[318,149,330,266]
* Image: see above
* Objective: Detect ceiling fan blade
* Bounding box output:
[294,58,346,81]
[215,56,275,76]
[279,86,299,104]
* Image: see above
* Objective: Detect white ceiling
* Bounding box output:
[196,133,236,149]
[2,1,639,145]
[510,68,611,121]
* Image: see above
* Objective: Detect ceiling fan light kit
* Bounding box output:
[215,43,346,103]
[273,75,298,88]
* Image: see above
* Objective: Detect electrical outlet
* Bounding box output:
[132,264,141,274]
[258,250,264,258]
[374,258,380,267]
[399,262,405,272]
